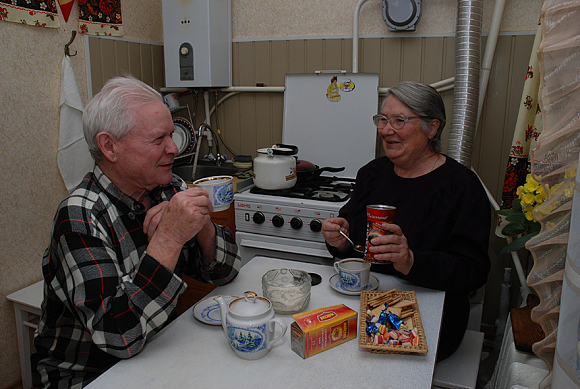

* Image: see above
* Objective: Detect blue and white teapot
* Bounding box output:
[214,291,287,360]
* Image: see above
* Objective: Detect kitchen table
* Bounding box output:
[87,256,445,388]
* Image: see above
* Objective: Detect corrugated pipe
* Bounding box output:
[447,0,483,167]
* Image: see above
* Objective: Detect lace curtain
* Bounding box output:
[527,0,580,387]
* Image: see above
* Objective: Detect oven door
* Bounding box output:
[236,231,336,268]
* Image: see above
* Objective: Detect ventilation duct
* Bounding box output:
[447,0,483,167]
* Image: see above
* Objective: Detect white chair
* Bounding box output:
[432,286,486,389]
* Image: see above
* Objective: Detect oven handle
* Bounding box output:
[239,238,333,259]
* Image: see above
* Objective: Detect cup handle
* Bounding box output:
[334,262,340,274]
[268,318,288,349]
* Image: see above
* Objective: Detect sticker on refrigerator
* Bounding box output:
[326,76,341,102]
[340,79,355,92]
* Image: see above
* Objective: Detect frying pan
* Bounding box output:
[295,159,345,181]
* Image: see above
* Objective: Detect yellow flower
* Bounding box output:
[524,180,539,193]
[516,186,525,198]
[525,209,534,221]
[522,193,535,205]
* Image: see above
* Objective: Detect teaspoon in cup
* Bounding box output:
[338,230,365,253]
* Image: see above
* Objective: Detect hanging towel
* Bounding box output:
[58,55,94,193]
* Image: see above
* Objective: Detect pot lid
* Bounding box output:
[296,159,318,171]
[230,291,270,316]
[257,144,298,156]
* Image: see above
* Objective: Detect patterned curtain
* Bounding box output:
[0,0,123,36]
[0,1,60,28]
[495,22,543,238]
[78,0,123,36]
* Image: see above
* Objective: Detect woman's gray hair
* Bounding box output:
[383,81,446,153]
[83,75,164,161]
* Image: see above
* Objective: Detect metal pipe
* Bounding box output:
[477,0,507,130]
[352,0,370,73]
[220,86,285,93]
[447,0,483,167]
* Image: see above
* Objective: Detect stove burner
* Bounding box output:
[318,192,340,200]
[334,183,355,193]
[249,176,356,202]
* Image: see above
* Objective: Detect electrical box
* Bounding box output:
[162,0,232,88]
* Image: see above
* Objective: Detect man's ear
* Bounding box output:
[96,132,118,163]
[428,119,440,140]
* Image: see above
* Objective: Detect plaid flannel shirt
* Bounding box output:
[32,166,241,388]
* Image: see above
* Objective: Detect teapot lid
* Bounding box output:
[230,291,270,316]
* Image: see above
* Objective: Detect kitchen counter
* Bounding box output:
[87,256,445,389]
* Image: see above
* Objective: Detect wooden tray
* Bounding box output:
[359,290,428,354]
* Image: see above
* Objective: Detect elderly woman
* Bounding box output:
[322,81,491,361]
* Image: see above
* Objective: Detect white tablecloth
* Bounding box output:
[88,256,445,388]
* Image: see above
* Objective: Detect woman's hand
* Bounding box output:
[368,223,414,275]
[322,217,352,253]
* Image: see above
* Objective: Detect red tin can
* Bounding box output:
[364,205,396,262]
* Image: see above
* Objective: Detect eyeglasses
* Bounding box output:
[373,114,419,130]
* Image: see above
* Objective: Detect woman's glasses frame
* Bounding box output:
[373,114,420,130]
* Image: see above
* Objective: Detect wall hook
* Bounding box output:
[64,30,77,57]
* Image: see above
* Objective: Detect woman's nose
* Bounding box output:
[378,123,395,135]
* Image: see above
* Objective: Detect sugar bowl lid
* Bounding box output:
[229,291,271,316]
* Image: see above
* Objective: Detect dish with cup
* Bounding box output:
[334,258,371,292]
[329,274,379,295]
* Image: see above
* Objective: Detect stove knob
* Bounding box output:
[252,212,265,224]
[310,219,322,232]
[272,215,285,228]
[290,217,303,230]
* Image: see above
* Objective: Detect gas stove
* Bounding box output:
[234,176,354,245]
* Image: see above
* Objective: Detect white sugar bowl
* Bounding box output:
[262,269,311,315]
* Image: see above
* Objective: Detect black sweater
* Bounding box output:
[329,155,491,360]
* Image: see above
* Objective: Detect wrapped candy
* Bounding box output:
[386,312,403,330]
[366,323,379,337]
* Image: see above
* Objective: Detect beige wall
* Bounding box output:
[0,0,543,385]
[232,0,543,39]
[0,1,162,385]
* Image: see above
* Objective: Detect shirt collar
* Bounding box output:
[92,165,147,214]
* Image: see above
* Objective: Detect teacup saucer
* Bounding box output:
[329,274,379,295]
[193,295,237,325]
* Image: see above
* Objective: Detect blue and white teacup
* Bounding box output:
[193,175,234,212]
[334,259,371,292]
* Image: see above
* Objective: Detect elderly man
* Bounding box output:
[32,76,241,388]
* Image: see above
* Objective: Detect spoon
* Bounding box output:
[338,230,365,253]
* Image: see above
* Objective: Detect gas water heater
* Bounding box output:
[162,0,232,88]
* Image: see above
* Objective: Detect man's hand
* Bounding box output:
[143,201,169,241]
[146,188,214,271]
